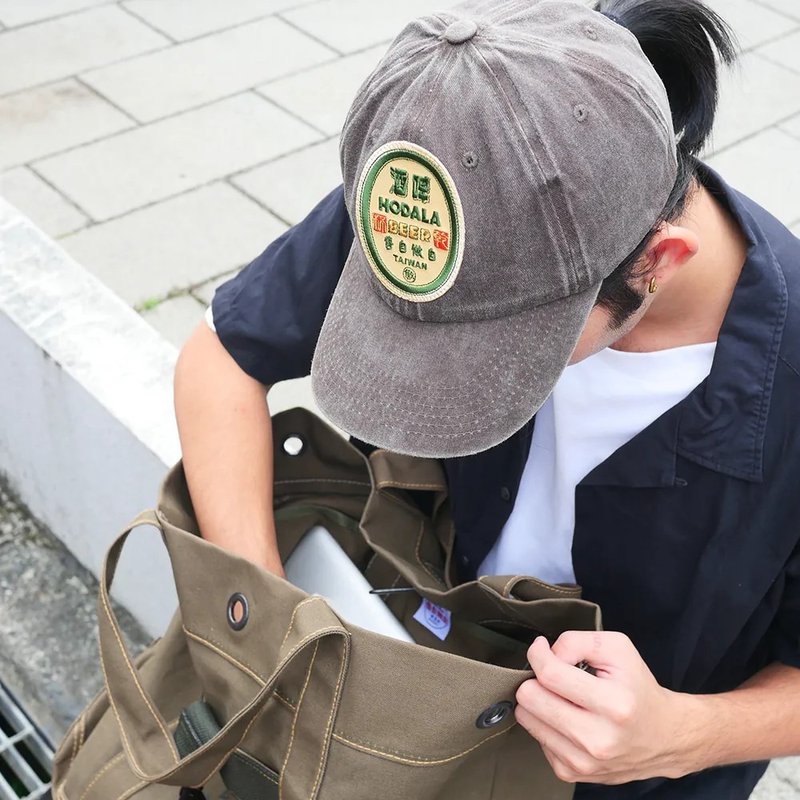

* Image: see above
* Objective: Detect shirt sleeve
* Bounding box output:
[210,185,354,386]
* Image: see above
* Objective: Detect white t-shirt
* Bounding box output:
[478,342,717,584]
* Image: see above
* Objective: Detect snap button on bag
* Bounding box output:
[475,701,514,729]
[282,434,305,456]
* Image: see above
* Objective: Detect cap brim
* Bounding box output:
[311,244,599,458]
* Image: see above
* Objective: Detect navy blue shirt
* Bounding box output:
[212,165,800,799]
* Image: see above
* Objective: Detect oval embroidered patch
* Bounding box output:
[356,141,465,302]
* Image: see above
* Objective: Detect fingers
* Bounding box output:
[515,703,596,783]
[526,636,630,716]
[549,630,635,672]
[516,670,592,740]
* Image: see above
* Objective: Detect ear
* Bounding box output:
[639,222,699,289]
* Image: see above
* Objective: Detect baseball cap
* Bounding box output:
[311,0,678,458]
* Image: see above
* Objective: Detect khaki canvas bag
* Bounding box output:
[52,408,602,800]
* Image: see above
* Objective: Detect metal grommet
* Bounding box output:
[584,24,597,40]
[227,593,249,631]
[573,104,588,122]
[476,700,514,729]
[461,150,479,169]
[283,434,305,456]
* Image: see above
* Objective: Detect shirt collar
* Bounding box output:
[582,164,788,487]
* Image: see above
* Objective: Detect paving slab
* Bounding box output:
[139,293,206,348]
[705,0,799,50]
[59,182,287,305]
[0,78,132,171]
[754,0,800,21]
[0,0,110,27]
[82,15,335,123]
[707,127,800,225]
[258,45,385,136]
[280,0,455,54]
[757,28,800,74]
[0,5,168,95]
[704,52,800,154]
[268,375,321,416]
[34,92,321,221]
[753,759,800,798]
[782,112,800,138]
[0,166,88,237]
[232,136,341,224]
[121,0,309,41]
[191,270,240,305]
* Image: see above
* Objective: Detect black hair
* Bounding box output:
[592,0,737,328]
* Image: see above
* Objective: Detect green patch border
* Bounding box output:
[360,148,461,296]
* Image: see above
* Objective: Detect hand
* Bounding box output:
[515,632,702,785]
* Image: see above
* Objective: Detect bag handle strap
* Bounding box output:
[98,510,350,797]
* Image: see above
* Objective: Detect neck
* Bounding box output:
[613,181,748,353]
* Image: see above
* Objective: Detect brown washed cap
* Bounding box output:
[311,0,678,458]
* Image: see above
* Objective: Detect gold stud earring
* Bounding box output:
[648,276,658,294]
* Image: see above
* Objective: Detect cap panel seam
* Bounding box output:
[341,37,443,153]
[469,35,583,292]
[500,31,675,160]
[495,31,676,265]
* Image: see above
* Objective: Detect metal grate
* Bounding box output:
[0,683,53,800]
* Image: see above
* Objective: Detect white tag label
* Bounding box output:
[413,598,452,641]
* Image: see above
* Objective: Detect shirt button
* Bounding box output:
[461,554,470,567]
[500,486,511,502]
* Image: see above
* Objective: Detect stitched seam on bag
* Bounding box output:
[183,627,266,686]
[310,636,348,800]
[68,714,81,768]
[495,575,580,598]
[169,628,345,788]
[199,707,262,789]
[97,627,144,778]
[480,584,532,626]
[415,518,446,589]
[273,479,370,488]
[279,640,319,798]
[114,780,148,800]
[270,688,512,767]
[330,725,513,766]
[99,586,179,764]
[77,712,86,750]
[61,681,104,770]
[376,480,444,490]
[281,596,324,649]
[274,689,296,709]
[77,752,126,800]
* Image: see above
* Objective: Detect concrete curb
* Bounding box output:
[0,197,179,636]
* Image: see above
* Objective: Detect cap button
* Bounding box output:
[444,19,478,45]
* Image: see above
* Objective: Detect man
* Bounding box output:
[173,0,800,796]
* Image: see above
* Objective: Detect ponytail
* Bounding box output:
[592,0,738,327]
[595,0,737,155]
